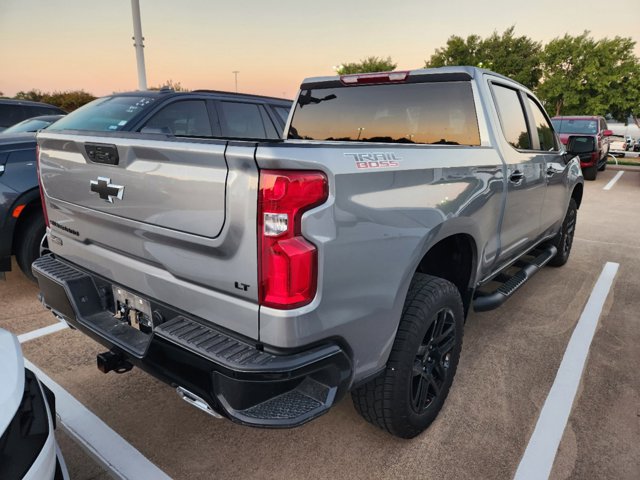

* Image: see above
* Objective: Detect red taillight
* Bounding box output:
[340,71,409,85]
[591,151,599,163]
[36,145,49,227]
[258,170,328,309]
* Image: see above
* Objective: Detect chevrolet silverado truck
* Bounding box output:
[33,67,583,439]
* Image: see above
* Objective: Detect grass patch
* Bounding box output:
[607,158,640,166]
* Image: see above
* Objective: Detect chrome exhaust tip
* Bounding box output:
[176,386,223,419]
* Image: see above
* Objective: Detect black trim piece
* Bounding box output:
[473,245,557,311]
[301,72,473,90]
[191,89,292,104]
[0,370,50,480]
[258,140,488,150]
[41,382,56,430]
[33,254,353,428]
[85,143,119,165]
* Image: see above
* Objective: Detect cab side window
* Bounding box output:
[142,100,212,137]
[219,102,266,139]
[491,84,531,150]
[600,118,608,133]
[527,97,558,151]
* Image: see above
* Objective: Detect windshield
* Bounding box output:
[3,117,56,134]
[48,95,155,132]
[551,118,598,135]
[288,81,480,146]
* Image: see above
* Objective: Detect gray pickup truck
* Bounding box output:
[33,67,583,439]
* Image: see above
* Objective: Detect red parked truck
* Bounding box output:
[551,116,612,180]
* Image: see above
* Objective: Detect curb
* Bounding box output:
[607,164,640,172]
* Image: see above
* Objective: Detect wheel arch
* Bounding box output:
[571,182,583,209]
[414,231,479,318]
[11,188,43,255]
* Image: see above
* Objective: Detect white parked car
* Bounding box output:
[0,329,68,479]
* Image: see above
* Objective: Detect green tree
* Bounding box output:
[14,89,45,102]
[335,56,397,74]
[538,32,640,118]
[426,27,542,89]
[150,79,189,91]
[14,89,96,112]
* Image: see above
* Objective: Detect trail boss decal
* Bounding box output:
[344,152,401,169]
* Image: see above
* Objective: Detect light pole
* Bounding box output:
[357,127,365,140]
[130,0,147,90]
[232,71,239,92]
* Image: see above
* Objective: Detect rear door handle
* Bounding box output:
[509,171,524,183]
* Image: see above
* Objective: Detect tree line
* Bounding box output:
[1,80,187,113]
[338,28,640,120]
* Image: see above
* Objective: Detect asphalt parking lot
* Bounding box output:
[2,167,639,480]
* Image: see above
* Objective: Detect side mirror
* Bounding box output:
[566,135,596,155]
[603,129,613,137]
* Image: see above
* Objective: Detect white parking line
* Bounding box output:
[24,359,172,480]
[17,320,68,343]
[514,262,619,480]
[603,171,624,190]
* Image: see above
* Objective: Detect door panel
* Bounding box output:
[525,96,568,234]
[490,83,546,267]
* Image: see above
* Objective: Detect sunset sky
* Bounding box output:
[1,0,639,100]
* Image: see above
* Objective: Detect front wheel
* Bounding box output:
[351,274,464,438]
[547,198,577,267]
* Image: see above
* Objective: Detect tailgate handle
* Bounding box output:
[85,143,119,165]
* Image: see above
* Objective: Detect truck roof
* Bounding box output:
[113,89,292,105]
[551,115,603,120]
[0,98,63,109]
[300,66,522,90]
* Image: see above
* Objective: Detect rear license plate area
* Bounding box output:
[113,286,154,334]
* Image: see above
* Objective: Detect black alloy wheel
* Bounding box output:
[411,308,456,413]
[548,198,577,267]
[351,274,464,438]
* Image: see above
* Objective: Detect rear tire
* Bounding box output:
[583,165,597,181]
[547,198,577,267]
[598,159,607,171]
[351,274,464,438]
[16,211,45,282]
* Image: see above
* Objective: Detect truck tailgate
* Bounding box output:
[38,133,260,339]
[40,133,227,237]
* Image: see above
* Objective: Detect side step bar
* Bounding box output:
[473,245,557,312]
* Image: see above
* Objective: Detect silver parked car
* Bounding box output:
[0,328,68,479]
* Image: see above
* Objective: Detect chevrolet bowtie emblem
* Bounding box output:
[90,177,124,203]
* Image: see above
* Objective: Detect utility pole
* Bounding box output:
[131,0,148,90]
[232,71,239,92]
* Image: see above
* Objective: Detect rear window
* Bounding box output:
[288,82,480,146]
[48,95,155,132]
[551,118,598,135]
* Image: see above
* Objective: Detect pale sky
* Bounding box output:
[1,0,639,99]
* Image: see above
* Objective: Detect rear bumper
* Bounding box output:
[32,255,352,428]
[577,151,603,169]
